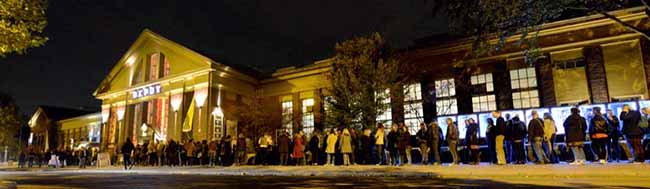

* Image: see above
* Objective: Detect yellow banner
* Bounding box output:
[182,97,195,132]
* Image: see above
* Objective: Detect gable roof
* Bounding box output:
[35,106,96,122]
[93,29,263,96]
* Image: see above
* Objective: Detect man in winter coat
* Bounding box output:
[428,122,444,165]
[589,107,609,164]
[465,119,480,165]
[446,118,459,165]
[564,108,588,165]
[278,131,291,165]
[415,123,429,164]
[397,124,411,165]
[121,139,135,170]
[510,116,527,164]
[309,129,323,165]
[528,111,549,164]
[621,105,645,163]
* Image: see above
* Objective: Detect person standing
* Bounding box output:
[278,131,290,165]
[293,131,306,165]
[360,128,373,164]
[339,128,353,166]
[510,116,527,164]
[564,108,588,165]
[465,118,480,165]
[375,124,386,165]
[542,113,558,163]
[387,125,399,166]
[485,118,496,164]
[208,139,218,166]
[78,147,88,168]
[528,111,549,164]
[258,133,272,165]
[416,123,429,165]
[605,109,624,162]
[504,114,513,163]
[398,123,411,165]
[621,105,645,164]
[589,107,609,164]
[309,129,322,165]
[428,122,443,165]
[184,139,196,166]
[492,111,507,165]
[236,134,247,165]
[121,139,135,170]
[325,129,338,166]
[446,118,460,166]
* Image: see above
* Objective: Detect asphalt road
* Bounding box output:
[1,164,649,188]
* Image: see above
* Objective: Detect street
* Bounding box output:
[1,163,649,188]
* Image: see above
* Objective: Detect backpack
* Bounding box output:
[638,115,649,129]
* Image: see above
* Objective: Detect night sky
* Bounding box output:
[0,0,446,116]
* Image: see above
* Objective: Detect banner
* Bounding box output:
[182,97,195,132]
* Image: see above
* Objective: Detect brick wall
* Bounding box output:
[494,61,513,110]
[537,54,556,107]
[584,46,609,103]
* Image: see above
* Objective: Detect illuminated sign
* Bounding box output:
[132,84,162,99]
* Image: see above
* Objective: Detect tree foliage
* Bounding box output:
[434,0,650,64]
[236,90,278,140]
[0,0,48,57]
[326,33,413,130]
[0,92,21,150]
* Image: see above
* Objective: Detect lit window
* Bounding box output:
[302,99,315,136]
[404,83,423,133]
[404,83,422,101]
[282,101,293,134]
[471,73,496,112]
[510,68,539,109]
[376,89,392,126]
[435,79,457,115]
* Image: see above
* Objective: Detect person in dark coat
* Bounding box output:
[446,118,459,165]
[528,110,548,164]
[606,109,623,162]
[589,107,609,164]
[397,124,411,165]
[485,118,497,164]
[465,118,480,165]
[309,129,323,165]
[278,131,291,165]
[510,116,527,164]
[360,128,373,164]
[427,122,444,165]
[415,123,429,165]
[386,125,399,166]
[564,107,587,165]
[620,105,645,163]
[492,111,507,165]
[121,138,135,170]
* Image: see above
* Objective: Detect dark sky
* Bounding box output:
[0,0,446,116]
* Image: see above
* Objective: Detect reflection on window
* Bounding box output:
[282,101,293,134]
[471,73,496,112]
[302,99,314,136]
[435,79,457,115]
[472,95,496,112]
[404,83,422,101]
[404,83,423,133]
[510,68,539,109]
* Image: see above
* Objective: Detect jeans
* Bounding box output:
[327,153,336,165]
[237,151,246,165]
[389,150,399,165]
[280,153,289,165]
[620,140,634,161]
[123,154,132,170]
[512,141,525,163]
[495,135,506,164]
[343,153,351,165]
[533,137,549,163]
[431,140,441,164]
[311,150,320,165]
[591,138,608,161]
[419,143,429,164]
[208,151,217,166]
[544,135,558,163]
[627,136,645,162]
[608,135,621,161]
[448,140,459,164]
[375,145,385,165]
[569,142,586,162]
[488,136,496,164]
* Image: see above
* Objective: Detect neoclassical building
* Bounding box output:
[33,6,649,152]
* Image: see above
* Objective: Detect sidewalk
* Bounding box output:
[2,163,649,178]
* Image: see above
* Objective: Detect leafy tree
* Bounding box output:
[0,92,21,154]
[325,33,414,131]
[433,0,650,63]
[237,90,279,141]
[0,0,48,57]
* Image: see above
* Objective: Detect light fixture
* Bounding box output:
[170,94,183,112]
[101,108,110,123]
[126,56,136,66]
[116,106,125,121]
[212,106,224,117]
[194,88,208,108]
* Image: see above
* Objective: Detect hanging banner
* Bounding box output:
[182,97,196,132]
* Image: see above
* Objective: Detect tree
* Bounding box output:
[0,0,49,57]
[0,92,21,156]
[433,0,650,64]
[325,33,414,131]
[237,90,279,141]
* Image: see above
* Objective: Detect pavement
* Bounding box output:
[1,163,650,188]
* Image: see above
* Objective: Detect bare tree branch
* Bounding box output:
[641,0,650,13]
[600,11,650,41]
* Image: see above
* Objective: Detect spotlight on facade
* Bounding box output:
[212,106,224,117]
[126,56,136,66]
